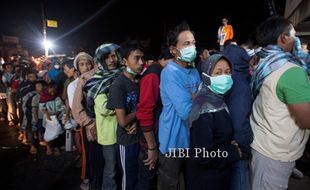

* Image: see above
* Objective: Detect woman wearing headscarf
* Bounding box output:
[186,54,242,190]
[71,52,96,190]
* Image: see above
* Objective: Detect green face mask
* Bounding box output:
[202,72,233,94]
[177,45,197,63]
[126,67,137,76]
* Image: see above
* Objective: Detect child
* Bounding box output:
[39,82,66,156]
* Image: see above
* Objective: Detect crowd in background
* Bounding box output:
[0,16,310,190]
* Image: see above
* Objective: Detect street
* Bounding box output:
[0,120,310,190]
[0,121,80,190]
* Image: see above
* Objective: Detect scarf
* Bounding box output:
[83,65,123,117]
[189,83,227,126]
[39,89,57,103]
[189,54,231,126]
[251,37,310,98]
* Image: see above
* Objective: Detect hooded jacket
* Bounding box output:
[223,45,253,151]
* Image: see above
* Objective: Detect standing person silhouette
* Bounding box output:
[218,17,234,52]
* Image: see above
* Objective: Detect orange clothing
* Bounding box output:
[218,24,234,45]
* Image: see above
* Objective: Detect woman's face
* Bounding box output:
[78,57,93,74]
[211,59,231,77]
[63,64,75,78]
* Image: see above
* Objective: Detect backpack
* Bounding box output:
[21,91,37,130]
[16,81,35,101]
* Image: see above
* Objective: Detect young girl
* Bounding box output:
[39,82,66,156]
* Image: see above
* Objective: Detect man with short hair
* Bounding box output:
[136,48,173,189]
[107,41,144,190]
[250,16,310,190]
[195,48,210,74]
[157,23,201,190]
[84,43,122,190]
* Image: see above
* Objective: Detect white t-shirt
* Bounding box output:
[67,78,78,109]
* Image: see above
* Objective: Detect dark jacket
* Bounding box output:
[223,44,253,151]
[187,110,240,190]
[223,44,250,77]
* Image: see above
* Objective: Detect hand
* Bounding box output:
[46,113,52,121]
[191,93,198,100]
[86,125,97,142]
[231,140,243,158]
[56,111,61,117]
[143,149,158,170]
[126,123,137,135]
[63,114,69,124]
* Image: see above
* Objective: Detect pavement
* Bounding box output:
[0,120,310,190]
[0,121,80,190]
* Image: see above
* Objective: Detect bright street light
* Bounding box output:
[43,39,53,49]
[42,39,54,56]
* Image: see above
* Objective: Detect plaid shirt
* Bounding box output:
[251,37,310,98]
[83,66,123,118]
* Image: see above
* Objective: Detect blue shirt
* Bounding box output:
[48,69,61,82]
[159,61,201,154]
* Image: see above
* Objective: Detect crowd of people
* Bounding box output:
[1,16,310,190]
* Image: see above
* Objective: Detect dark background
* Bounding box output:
[0,0,286,56]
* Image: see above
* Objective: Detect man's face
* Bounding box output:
[145,59,155,66]
[104,51,118,70]
[222,19,228,25]
[27,74,37,83]
[282,27,296,52]
[171,30,196,58]
[287,28,296,52]
[200,49,210,61]
[124,49,144,74]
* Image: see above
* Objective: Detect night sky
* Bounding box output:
[0,0,286,57]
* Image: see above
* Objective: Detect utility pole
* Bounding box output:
[41,0,48,56]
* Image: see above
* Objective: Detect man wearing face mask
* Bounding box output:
[48,62,61,83]
[157,23,201,190]
[250,17,310,190]
[107,41,144,190]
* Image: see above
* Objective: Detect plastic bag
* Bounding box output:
[64,118,78,130]
[44,115,63,142]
